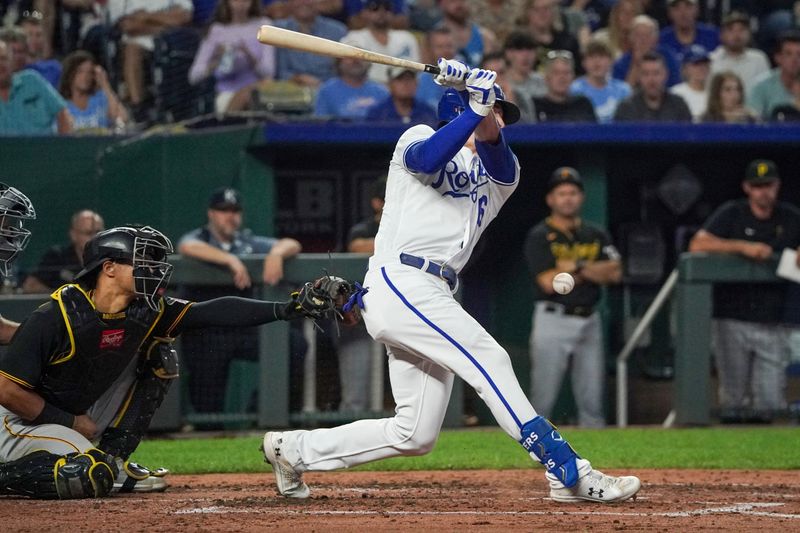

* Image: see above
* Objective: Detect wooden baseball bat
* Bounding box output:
[257,24,441,75]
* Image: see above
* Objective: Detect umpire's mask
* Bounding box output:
[0,182,36,277]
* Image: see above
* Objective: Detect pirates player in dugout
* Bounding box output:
[523,167,622,428]
[0,224,328,499]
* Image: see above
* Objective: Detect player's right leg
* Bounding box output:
[371,265,640,503]
[0,410,118,499]
[262,347,454,498]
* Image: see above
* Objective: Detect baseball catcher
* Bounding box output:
[0,225,354,499]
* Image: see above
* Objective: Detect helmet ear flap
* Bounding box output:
[437,88,466,125]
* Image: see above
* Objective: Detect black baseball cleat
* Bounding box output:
[112,460,169,493]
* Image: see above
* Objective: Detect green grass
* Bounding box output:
[131,427,800,474]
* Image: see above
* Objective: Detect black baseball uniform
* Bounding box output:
[0,285,291,465]
[523,217,620,427]
[702,199,800,416]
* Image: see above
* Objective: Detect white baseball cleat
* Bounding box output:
[261,432,310,499]
[550,469,641,503]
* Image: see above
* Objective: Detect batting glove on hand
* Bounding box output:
[434,58,468,91]
[465,68,497,116]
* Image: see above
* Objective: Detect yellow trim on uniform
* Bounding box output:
[135,298,166,352]
[2,416,81,453]
[0,369,34,389]
[110,382,138,428]
[53,456,66,487]
[49,284,96,366]
[165,301,194,337]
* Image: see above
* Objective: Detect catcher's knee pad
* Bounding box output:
[99,337,178,459]
[54,448,119,499]
[520,416,580,488]
[0,448,118,499]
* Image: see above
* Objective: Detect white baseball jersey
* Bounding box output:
[275,123,595,491]
[371,124,520,274]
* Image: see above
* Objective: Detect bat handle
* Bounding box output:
[423,64,468,80]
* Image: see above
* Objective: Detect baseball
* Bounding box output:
[552,272,575,295]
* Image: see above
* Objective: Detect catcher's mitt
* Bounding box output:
[288,275,367,326]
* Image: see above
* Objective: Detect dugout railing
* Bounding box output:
[0,254,466,431]
[617,251,796,427]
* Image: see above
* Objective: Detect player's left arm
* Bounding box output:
[475,121,518,185]
[574,237,622,285]
[0,317,19,345]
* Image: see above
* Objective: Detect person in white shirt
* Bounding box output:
[108,0,193,110]
[709,12,770,98]
[340,0,420,85]
[671,45,710,121]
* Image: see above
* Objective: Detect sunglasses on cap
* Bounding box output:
[546,49,574,61]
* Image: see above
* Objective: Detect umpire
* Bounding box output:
[523,167,622,428]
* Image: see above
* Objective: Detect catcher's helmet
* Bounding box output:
[0,182,36,277]
[436,85,521,126]
[75,225,174,310]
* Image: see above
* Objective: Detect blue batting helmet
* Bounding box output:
[437,88,465,124]
[436,85,521,126]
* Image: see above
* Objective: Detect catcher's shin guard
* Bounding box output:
[99,337,178,459]
[0,448,118,499]
[520,416,580,488]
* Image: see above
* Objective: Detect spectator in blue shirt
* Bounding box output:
[366,67,437,125]
[613,14,682,87]
[0,40,72,135]
[19,15,61,88]
[571,38,631,123]
[59,50,128,132]
[315,57,389,119]
[275,0,348,88]
[659,0,719,63]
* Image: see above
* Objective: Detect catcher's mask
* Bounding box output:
[436,85,521,128]
[75,225,174,310]
[0,182,36,277]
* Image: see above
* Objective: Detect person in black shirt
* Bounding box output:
[689,159,800,422]
[0,225,328,499]
[533,50,597,122]
[22,209,104,293]
[614,51,692,121]
[523,167,621,427]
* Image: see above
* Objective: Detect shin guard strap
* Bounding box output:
[519,416,580,488]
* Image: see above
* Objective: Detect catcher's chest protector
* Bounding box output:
[40,285,162,413]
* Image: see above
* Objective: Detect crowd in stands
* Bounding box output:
[1,0,800,134]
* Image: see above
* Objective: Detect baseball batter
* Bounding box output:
[263,59,641,503]
[0,225,334,499]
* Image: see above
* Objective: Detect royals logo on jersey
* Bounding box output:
[431,153,494,228]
